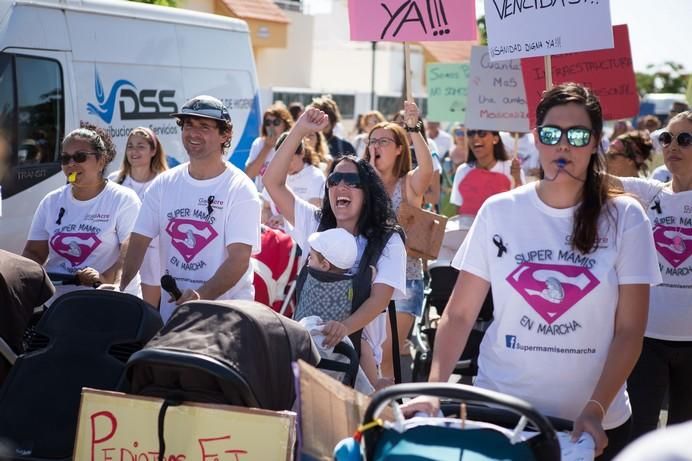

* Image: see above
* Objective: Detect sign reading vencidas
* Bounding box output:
[484,0,613,61]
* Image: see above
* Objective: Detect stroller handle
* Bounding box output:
[364,383,560,453]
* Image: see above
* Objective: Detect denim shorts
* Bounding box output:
[395,278,425,317]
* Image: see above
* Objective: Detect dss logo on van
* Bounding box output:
[87,69,178,124]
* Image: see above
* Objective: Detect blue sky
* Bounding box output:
[475,0,692,73]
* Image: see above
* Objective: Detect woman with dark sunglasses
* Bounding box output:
[449,128,524,219]
[245,103,293,191]
[605,130,654,178]
[402,83,661,460]
[22,124,142,300]
[363,101,434,381]
[263,107,407,383]
[609,110,692,443]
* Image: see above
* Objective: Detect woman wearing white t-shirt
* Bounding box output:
[108,127,168,306]
[263,107,407,378]
[363,102,434,381]
[402,83,661,460]
[23,125,141,299]
[610,111,692,441]
[245,104,293,191]
[262,132,325,229]
[450,129,524,218]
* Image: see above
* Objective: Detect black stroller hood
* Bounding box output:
[127,300,319,411]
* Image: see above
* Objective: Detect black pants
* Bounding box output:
[597,418,632,461]
[627,337,692,440]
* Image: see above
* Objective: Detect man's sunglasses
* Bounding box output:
[659,131,692,148]
[537,125,592,147]
[60,151,100,165]
[467,130,489,138]
[264,118,283,127]
[326,172,362,189]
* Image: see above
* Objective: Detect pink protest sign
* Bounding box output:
[521,25,638,127]
[348,0,477,42]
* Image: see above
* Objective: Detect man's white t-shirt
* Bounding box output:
[246,137,275,192]
[430,130,453,157]
[452,183,661,429]
[450,160,525,208]
[292,198,407,300]
[28,181,142,298]
[134,163,262,322]
[621,177,692,340]
[107,172,160,286]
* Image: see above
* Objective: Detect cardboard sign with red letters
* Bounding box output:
[521,25,638,127]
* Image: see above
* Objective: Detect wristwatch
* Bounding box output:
[405,124,421,133]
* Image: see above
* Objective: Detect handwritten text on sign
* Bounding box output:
[521,25,638,127]
[347,0,477,42]
[465,46,530,132]
[426,63,470,123]
[484,0,613,61]
[73,389,296,461]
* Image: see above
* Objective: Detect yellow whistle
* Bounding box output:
[68,172,77,183]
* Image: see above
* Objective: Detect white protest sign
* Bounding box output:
[484,0,613,61]
[465,46,530,132]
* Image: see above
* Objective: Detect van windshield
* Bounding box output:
[0,53,64,199]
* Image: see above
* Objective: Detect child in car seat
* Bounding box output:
[300,228,391,390]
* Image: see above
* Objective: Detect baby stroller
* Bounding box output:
[0,289,162,461]
[410,217,493,382]
[124,299,320,410]
[335,383,562,461]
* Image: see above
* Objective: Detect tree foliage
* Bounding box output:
[129,0,177,7]
[636,61,689,95]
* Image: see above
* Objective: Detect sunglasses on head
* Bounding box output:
[659,131,692,148]
[467,130,489,138]
[60,151,99,165]
[264,118,282,127]
[537,125,592,147]
[326,172,362,189]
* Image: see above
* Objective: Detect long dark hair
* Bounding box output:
[316,155,401,253]
[467,131,509,165]
[537,83,616,254]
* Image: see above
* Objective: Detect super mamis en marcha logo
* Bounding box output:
[50,233,103,267]
[507,262,600,325]
[86,69,178,124]
[653,224,692,270]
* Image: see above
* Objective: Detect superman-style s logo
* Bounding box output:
[653,225,692,268]
[507,262,600,324]
[166,218,218,263]
[50,233,102,267]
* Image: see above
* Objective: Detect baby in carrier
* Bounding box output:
[295,228,390,390]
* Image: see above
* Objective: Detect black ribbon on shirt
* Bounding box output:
[493,234,507,257]
[207,195,215,218]
[56,207,65,225]
[651,199,662,215]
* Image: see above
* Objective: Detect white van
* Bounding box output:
[0,0,261,253]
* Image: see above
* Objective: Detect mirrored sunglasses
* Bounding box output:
[538,125,592,147]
